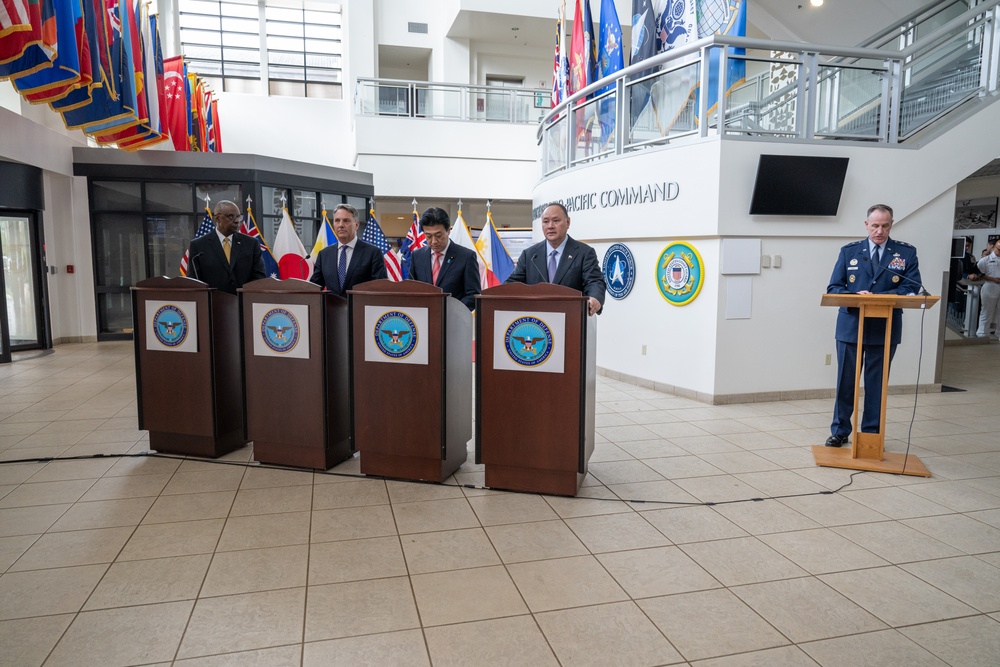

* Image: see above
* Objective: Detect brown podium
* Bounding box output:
[475,283,596,496]
[349,279,471,482]
[241,278,352,469]
[132,277,247,457]
[813,293,939,477]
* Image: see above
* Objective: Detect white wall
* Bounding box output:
[532,97,1000,401]
[42,174,98,343]
[215,93,356,169]
[475,50,552,88]
[355,115,538,199]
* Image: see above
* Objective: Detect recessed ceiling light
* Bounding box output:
[810,0,823,6]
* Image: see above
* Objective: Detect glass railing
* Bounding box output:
[538,0,1000,177]
[356,78,550,124]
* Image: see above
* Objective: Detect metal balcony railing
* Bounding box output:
[538,0,1000,178]
[355,78,551,124]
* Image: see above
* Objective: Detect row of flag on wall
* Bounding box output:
[179,201,517,288]
[551,0,746,137]
[0,0,221,151]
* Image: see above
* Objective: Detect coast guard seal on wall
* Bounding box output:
[656,242,704,306]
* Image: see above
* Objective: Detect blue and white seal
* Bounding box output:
[656,242,704,306]
[602,243,636,300]
[152,304,188,347]
[504,316,553,367]
[261,307,300,354]
[375,311,418,359]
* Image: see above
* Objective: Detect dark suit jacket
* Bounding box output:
[188,232,265,295]
[827,237,922,345]
[309,238,388,297]
[506,236,607,312]
[408,243,480,310]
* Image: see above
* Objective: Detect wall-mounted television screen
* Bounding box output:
[749,155,850,216]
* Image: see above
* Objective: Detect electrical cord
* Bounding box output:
[0,450,870,507]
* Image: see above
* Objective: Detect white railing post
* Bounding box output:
[794,54,808,138]
[717,48,728,135]
[886,57,903,143]
[699,47,710,137]
[615,78,626,155]
[803,52,818,140]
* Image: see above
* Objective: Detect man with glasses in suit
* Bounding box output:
[187,200,265,295]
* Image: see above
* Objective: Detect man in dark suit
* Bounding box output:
[309,204,387,296]
[187,200,265,295]
[408,207,480,310]
[505,202,606,315]
[825,203,923,447]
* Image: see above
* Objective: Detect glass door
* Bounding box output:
[0,213,47,356]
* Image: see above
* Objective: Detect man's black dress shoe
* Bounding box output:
[825,434,849,447]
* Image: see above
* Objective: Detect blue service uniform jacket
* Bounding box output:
[187,232,265,295]
[309,239,388,297]
[505,236,607,313]
[827,237,922,345]
[408,243,481,310]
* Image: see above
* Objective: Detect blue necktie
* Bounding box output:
[338,245,348,289]
[548,250,558,282]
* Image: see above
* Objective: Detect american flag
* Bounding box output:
[399,207,426,279]
[363,209,402,281]
[179,207,215,276]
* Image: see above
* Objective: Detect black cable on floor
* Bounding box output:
[0,450,872,507]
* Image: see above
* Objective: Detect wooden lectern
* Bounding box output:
[813,293,939,476]
[241,278,352,469]
[475,283,596,496]
[132,276,247,457]
[350,279,471,482]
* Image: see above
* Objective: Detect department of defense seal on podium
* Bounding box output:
[375,311,418,359]
[152,304,188,347]
[504,316,553,367]
[261,307,300,354]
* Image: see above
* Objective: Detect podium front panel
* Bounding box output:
[242,291,327,466]
[351,294,446,479]
[477,299,584,474]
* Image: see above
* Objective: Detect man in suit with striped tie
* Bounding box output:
[309,204,387,297]
[408,207,480,310]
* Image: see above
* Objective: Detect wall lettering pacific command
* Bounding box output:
[533,182,680,219]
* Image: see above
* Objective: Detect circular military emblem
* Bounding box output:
[504,316,553,367]
[261,308,300,354]
[656,242,704,306]
[152,305,188,347]
[375,311,418,359]
[602,243,636,300]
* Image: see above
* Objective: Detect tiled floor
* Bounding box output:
[1,342,999,666]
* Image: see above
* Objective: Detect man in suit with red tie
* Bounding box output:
[187,200,265,295]
[310,204,387,296]
[505,202,606,316]
[408,207,480,310]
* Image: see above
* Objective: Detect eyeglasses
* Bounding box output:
[218,213,244,223]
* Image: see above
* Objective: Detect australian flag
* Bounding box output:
[241,207,280,279]
[398,208,426,280]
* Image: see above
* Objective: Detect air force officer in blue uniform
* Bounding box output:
[825,204,922,447]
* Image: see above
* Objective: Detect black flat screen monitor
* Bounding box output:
[951,237,967,259]
[749,155,849,216]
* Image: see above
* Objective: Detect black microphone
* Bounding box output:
[861,255,929,296]
[190,252,204,281]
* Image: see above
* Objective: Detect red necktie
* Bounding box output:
[432,252,442,284]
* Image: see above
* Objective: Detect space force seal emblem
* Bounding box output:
[656,242,704,306]
[375,311,418,359]
[504,316,553,366]
[152,305,188,347]
[261,308,300,354]
[602,243,636,300]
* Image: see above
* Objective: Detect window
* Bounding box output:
[266,0,343,98]
[179,0,343,99]
[180,0,262,93]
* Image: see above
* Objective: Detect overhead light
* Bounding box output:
[810,0,823,6]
